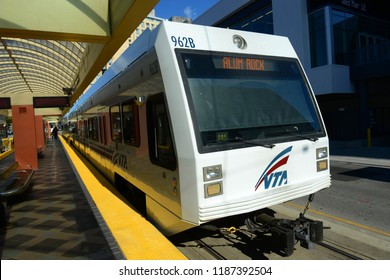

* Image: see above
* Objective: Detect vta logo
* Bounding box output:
[254,146,292,191]
[113,152,128,170]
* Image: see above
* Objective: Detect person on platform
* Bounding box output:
[52,125,58,140]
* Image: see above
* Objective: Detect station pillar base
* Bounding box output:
[11,105,38,170]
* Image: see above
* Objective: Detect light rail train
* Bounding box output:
[62,21,331,256]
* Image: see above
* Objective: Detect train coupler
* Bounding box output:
[247,213,324,256]
[292,214,323,249]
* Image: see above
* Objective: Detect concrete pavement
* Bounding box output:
[330,141,390,167]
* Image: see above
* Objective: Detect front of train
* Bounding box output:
[177,49,331,215]
[158,22,331,255]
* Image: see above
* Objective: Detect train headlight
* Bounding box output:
[203,165,222,182]
[233,35,247,50]
[204,182,223,198]
[317,160,328,172]
[203,165,223,198]
[316,147,328,159]
[316,147,328,172]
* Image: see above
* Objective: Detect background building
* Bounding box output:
[93,10,191,82]
[99,10,163,77]
[81,10,193,112]
[195,0,390,146]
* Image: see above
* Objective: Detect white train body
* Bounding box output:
[64,21,330,235]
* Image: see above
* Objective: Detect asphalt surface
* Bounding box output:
[286,140,390,259]
[292,141,390,227]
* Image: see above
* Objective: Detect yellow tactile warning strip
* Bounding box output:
[59,137,187,260]
[0,148,14,161]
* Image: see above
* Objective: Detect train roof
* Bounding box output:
[65,21,297,120]
[66,24,158,119]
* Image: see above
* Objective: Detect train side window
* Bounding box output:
[110,105,122,142]
[147,93,176,170]
[88,117,99,141]
[77,120,82,137]
[83,120,88,138]
[70,121,77,134]
[122,99,140,146]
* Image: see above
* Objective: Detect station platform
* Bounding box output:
[0,138,186,260]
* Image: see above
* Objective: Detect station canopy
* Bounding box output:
[0,0,159,111]
[0,38,86,96]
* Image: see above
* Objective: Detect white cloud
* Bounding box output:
[184,6,196,19]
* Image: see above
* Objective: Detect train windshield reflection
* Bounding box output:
[177,51,324,151]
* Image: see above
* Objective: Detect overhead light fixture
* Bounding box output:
[62,88,74,95]
[135,96,146,106]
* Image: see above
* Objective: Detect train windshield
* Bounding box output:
[177,50,325,153]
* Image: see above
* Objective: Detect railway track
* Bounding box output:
[171,226,374,260]
[194,239,227,260]
[317,239,373,260]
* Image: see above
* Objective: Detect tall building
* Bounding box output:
[99,10,164,77]
[85,10,192,101]
[108,10,192,69]
[97,10,192,76]
[114,10,163,61]
[84,11,163,99]
[195,0,390,145]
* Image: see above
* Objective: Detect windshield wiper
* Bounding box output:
[293,134,318,142]
[234,136,275,149]
[284,127,318,142]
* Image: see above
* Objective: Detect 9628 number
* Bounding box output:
[171,36,195,48]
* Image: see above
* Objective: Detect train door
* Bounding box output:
[145,92,184,232]
[99,114,107,146]
[97,112,109,177]
[146,93,176,171]
[82,119,88,155]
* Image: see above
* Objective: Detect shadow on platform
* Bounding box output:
[0,140,115,260]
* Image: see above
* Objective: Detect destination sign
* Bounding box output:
[213,56,276,72]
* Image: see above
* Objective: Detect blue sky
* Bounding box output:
[154,0,220,20]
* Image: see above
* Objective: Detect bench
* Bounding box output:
[0,162,34,199]
[0,161,34,231]
[0,153,34,230]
